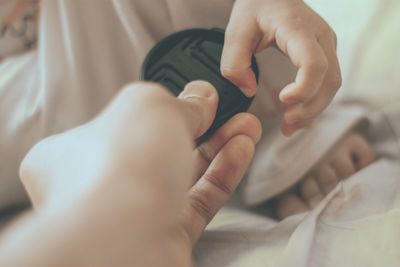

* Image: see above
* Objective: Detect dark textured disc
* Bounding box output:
[140,28,259,142]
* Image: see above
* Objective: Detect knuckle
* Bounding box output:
[302,58,328,79]
[197,144,214,163]
[284,13,309,32]
[287,24,308,36]
[328,72,342,90]
[317,20,333,36]
[189,190,214,223]
[203,172,234,195]
[311,57,329,74]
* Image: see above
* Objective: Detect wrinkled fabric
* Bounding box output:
[0,1,399,267]
[243,101,371,205]
[0,0,38,58]
[196,108,400,267]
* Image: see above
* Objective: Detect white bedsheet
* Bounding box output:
[195,107,400,267]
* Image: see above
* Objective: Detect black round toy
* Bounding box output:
[140,28,259,143]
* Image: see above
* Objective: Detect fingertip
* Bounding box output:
[228,113,262,144]
[220,67,258,97]
[240,85,257,98]
[281,124,294,137]
[179,81,218,100]
[279,83,310,104]
[244,114,263,144]
[178,81,219,138]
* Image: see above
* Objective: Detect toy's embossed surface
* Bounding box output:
[140,28,259,142]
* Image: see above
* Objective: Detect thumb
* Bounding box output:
[177,81,219,139]
[221,15,259,97]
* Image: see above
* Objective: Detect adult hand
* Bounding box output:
[3,81,261,266]
[221,0,341,136]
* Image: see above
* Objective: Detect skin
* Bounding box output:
[0,0,345,263]
[222,0,342,136]
[0,81,262,266]
[275,132,375,219]
[3,0,340,136]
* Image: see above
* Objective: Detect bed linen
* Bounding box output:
[195,105,400,267]
[0,1,399,266]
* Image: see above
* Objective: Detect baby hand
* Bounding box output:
[221,0,341,135]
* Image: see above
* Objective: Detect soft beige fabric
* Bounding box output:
[243,102,370,205]
[196,108,400,267]
[0,0,38,58]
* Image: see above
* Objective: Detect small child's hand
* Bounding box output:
[221,0,341,135]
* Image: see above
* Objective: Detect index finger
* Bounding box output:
[184,135,255,244]
[220,14,260,97]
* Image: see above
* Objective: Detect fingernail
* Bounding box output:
[240,86,256,97]
[279,85,295,102]
[179,81,215,99]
